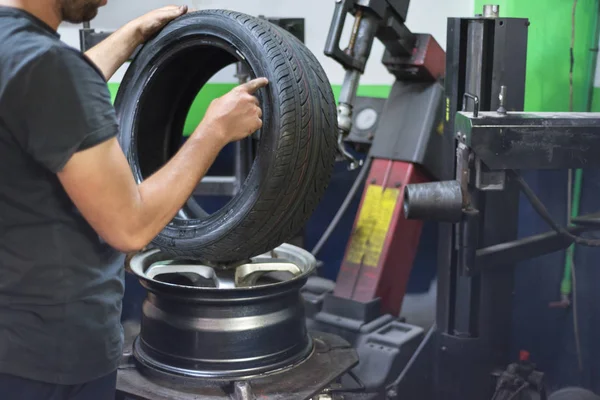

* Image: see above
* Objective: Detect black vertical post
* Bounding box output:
[433,13,529,400]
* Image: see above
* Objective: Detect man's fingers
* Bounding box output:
[161,5,188,13]
[157,5,188,21]
[169,5,188,17]
[240,77,269,94]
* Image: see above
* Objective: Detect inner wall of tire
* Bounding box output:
[133,38,255,226]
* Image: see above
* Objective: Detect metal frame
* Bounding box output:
[457,111,600,170]
[409,112,600,400]
[403,10,600,400]
[431,13,529,400]
[423,111,600,277]
[330,7,600,399]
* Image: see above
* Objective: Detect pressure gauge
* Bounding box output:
[355,107,379,132]
[346,97,385,145]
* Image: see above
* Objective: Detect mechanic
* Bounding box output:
[0,0,269,399]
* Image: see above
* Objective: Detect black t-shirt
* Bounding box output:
[0,7,125,384]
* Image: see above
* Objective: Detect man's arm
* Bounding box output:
[58,130,221,253]
[58,78,267,253]
[85,6,188,80]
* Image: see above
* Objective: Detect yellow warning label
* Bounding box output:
[437,122,444,136]
[346,185,400,267]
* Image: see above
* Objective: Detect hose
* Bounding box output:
[387,323,436,393]
[311,156,372,256]
[510,170,600,247]
[562,169,583,296]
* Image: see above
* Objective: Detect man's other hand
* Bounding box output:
[132,5,189,43]
[195,78,270,145]
[85,5,190,80]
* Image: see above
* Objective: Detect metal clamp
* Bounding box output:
[336,134,364,170]
[324,0,368,72]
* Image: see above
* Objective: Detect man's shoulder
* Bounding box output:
[0,37,90,79]
[0,19,98,88]
[0,41,98,120]
[1,15,54,62]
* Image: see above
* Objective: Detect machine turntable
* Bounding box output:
[116,244,359,400]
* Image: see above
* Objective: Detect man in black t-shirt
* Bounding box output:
[0,1,268,399]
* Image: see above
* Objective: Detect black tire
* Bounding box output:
[115,10,337,262]
[549,388,600,400]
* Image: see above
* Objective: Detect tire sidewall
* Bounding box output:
[115,12,293,253]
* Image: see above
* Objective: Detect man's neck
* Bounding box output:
[0,0,61,30]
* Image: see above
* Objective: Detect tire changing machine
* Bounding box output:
[303,0,447,395]
[83,5,600,400]
[308,2,600,400]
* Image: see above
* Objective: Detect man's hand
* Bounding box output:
[57,78,269,253]
[197,78,269,144]
[131,6,189,43]
[85,6,189,80]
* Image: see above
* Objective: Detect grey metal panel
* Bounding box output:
[369,80,444,179]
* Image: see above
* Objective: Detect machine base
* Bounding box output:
[116,332,358,400]
[302,277,424,392]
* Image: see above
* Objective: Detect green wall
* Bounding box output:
[474,0,598,112]
[108,83,392,136]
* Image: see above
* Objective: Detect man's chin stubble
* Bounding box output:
[62,6,99,24]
